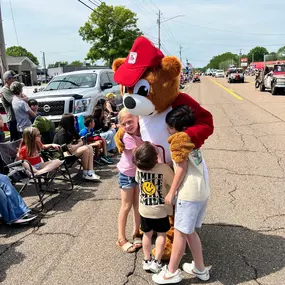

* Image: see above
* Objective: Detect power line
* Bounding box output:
[173,20,285,36]
[9,0,19,46]
[78,0,157,43]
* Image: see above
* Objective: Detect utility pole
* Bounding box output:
[179,45,183,63]
[41,51,47,83]
[157,10,161,50]
[239,49,242,67]
[0,3,8,79]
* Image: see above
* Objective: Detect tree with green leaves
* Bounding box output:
[70,60,83,66]
[6,46,39,65]
[207,52,238,69]
[48,61,69,68]
[247,46,269,63]
[79,2,142,66]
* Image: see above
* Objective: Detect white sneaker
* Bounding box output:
[142,259,152,271]
[150,260,163,273]
[182,261,210,281]
[83,173,100,181]
[152,265,183,284]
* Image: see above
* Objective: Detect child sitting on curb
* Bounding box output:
[133,142,174,273]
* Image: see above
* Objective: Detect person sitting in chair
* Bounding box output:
[0,174,37,225]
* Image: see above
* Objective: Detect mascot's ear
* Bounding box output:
[112,58,126,72]
[161,56,181,78]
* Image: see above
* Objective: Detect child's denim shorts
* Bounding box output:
[118,172,137,189]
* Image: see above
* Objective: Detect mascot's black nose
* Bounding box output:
[124,97,136,109]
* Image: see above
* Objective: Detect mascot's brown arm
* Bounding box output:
[114,127,125,153]
[173,93,214,149]
[168,132,195,163]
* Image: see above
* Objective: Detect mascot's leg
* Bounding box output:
[152,214,174,261]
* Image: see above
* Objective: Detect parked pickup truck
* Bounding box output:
[29,69,122,123]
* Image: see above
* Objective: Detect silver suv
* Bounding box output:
[30,69,122,122]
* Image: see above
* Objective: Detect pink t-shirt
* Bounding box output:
[117,133,143,177]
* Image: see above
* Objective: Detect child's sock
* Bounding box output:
[83,170,88,175]
[87,170,94,175]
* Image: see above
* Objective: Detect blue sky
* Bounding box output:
[1,0,285,67]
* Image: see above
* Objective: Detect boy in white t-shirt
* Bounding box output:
[153,105,211,284]
[133,142,174,273]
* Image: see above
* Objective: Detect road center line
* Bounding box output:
[210,79,243,100]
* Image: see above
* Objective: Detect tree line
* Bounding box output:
[205,46,285,70]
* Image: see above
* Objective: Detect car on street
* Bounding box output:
[215,70,225,78]
[29,69,122,123]
[259,64,285,95]
[193,73,201,82]
[228,68,244,83]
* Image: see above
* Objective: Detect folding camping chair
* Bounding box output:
[0,140,73,210]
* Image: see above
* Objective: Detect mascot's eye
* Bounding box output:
[134,79,150,97]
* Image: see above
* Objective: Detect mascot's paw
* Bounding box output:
[168,132,195,163]
[114,128,125,153]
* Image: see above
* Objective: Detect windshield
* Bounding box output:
[45,73,97,91]
[274,65,285,72]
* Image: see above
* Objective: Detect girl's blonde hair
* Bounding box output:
[118,107,140,124]
[21,127,41,157]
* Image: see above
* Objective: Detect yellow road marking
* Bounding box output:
[210,79,243,100]
[249,82,254,84]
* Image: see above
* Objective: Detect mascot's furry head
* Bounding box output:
[112,36,182,116]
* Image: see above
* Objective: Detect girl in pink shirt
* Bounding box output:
[116,108,143,253]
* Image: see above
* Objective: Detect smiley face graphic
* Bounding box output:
[142,181,156,196]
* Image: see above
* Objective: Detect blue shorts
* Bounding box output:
[118,172,137,189]
[174,199,208,234]
[33,162,43,170]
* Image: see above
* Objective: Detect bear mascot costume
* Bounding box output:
[113,36,213,260]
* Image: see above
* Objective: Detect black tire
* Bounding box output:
[241,79,244,83]
[255,81,260,88]
[260,83,265,92]
[271,85,277,95]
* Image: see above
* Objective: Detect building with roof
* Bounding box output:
[6,56,38,86]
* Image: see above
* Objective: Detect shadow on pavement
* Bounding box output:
[0,241,25,283]
[179,223,285,285]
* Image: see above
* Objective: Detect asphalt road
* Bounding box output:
[1,76,284,285]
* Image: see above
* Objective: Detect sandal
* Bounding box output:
[116,239,136,253]
[133,234,142,249]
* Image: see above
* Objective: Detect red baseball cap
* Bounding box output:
[114,36,164,87]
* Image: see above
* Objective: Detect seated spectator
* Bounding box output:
[11,81,36,136]
[79,116,113,165]
[17,127,63,176]
[53,113,100,181]
[0,114,5,142]
[93,106,117,153]
[105,92,118,116]
[0,174,37,225]
[28,99,42,123]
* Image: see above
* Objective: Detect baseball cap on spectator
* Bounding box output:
[3,70,20,82]
[10,81,24,95]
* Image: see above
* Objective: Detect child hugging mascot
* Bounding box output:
[113,36,214,260]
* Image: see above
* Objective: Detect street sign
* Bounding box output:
[241,58,248,63]
[241,62,248,67]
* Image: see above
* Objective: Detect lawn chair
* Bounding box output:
[0,140,73,210]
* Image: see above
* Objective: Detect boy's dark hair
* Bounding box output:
[84,116,94,127]
[28,99,39,107]
[165,105,195,131]
[133,142,158,171]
